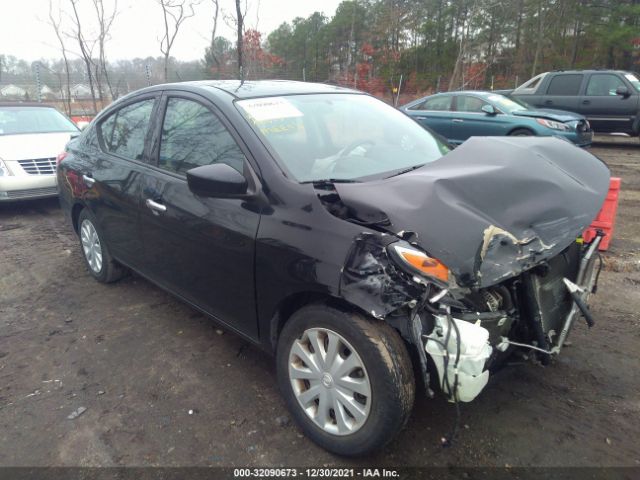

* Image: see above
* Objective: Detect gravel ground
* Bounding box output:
[0,138,639,468]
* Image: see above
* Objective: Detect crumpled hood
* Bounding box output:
[333,137,610,288]
[511,108,584,123]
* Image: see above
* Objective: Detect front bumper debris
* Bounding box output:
[424,234,603,403]
[497,234,603,357]
[425,315,492,402]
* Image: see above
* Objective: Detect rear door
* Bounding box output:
[405,95,454,141]
[138,92,261,339]
[539,73,584,112]
[579,73,638,133]
[89,95,159,269]
[450,95,512,142]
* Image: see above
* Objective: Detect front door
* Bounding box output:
[579,73,638,133]
[450,95,511,142]
[139,94,261,339]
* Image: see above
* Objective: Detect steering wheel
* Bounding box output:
[327,140,377,177]
[337,139,375,159]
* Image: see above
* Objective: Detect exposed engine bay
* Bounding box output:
[327,137,610,404]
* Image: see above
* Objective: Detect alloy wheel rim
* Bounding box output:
[288,327,371,436]
[80,219,103,273]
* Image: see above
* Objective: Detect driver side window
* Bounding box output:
[455,96,488,113]
[158,97,246,176]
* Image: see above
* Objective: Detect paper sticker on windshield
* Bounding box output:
[488,95,502,101]
[239,97,303,122]
[624,73,639,82]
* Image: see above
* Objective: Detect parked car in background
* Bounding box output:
[400,91,593,146]
[0,103,79,201]
[502,70,640,137]
[58,80,609,456]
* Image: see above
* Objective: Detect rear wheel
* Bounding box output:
[509,128,534,137]
[276,304,415,456]
[78,209,126,283]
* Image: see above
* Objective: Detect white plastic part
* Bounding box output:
[425,315,492,402]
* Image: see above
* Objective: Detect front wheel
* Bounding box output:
[276,304,415,456]
[509,128,534,137]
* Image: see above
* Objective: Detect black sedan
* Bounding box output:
[58,80,609,456]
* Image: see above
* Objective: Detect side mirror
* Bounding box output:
[481,104,497,115]
[187,163,248,197]
[615,86,630,97]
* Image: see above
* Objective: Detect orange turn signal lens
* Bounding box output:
[393,245,449,283]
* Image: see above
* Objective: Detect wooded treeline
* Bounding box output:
[253,0,640,92]
[2,0,639,113]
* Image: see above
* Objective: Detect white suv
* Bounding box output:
[0,103,79,201]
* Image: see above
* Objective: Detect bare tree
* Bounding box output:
[235,0,244,77]
[207,0,220,68]
[531,0,545,77]
[157,0,198,82]
[48,0,72,115]
[92,0,119,100]
[68,0,99,113]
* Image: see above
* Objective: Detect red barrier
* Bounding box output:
[583,177,620,251]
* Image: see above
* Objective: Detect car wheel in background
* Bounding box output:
[509,128,534,136]
[276,304,415,456]
[77,209,126,283]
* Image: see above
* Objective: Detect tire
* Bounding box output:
[77,209,126,283]
[276,304,415,456]
[509,128,534,137]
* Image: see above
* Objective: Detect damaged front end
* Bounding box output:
[333,137,610,403]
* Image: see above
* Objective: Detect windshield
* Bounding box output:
[486,94,532,113]
[624,73,640,92]
[236,94,450,182]
[0,107,78,135]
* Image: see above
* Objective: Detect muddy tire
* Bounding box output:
[77,209,126,283]
[509,128,534,137]
[276,304,415,456]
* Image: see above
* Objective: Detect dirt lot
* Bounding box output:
[1,138,639,469]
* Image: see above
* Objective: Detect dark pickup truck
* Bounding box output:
[502,70,640,137]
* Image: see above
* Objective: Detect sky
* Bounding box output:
[0,0,343,62]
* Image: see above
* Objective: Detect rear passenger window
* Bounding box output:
[586,74,626,96]
[158,98,246,175]
[421,96,452,111]
[99,99,155,161]
[546,74,583,95]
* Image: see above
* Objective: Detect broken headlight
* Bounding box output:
[389,244,449,283]
[536,118,570,131]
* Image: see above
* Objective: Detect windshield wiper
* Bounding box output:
[385,164,426,179]
[302,178,361,185]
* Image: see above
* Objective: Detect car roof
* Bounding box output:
[544,69,634,74]
[0,102,57,108]
[135,80,361,100]
[422,91,504,98]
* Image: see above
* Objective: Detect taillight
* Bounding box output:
[56,152,68,166]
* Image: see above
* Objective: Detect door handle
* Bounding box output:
[582,100,591,105]
[145,198,167,215]
[415,116,427,120]
[452,118,464,123]
[82,174,95,187]
[544,100,553,105]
